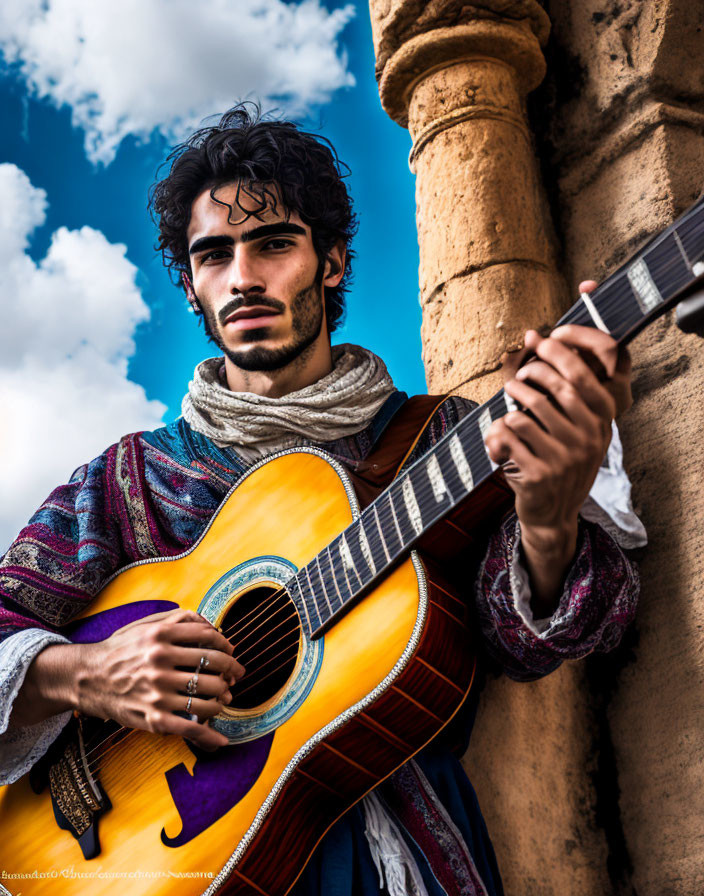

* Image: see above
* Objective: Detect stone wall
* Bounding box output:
[536,2,704,893]
[369,1,704,893]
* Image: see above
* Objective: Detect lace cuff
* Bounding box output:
[0,628,72,785]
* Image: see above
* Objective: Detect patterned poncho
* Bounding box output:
[0,392,639,896]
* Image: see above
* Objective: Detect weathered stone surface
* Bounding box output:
[613,314,704,896]
[370,0,551,79]
[534,1,704,891]
[421,264,563,400]
[463,665,612,896]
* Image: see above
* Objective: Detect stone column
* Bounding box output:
[369,3,613,895]
[370,1,566,401]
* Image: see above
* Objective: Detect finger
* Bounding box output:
[501,411,573,467]
[511,361,601,433]
[159,621,235,655]
[525,330,617,420]
[164,671,233,702]
[543,324,620,380]
[151,710,229,751]
[168,647,245,683]
[162,692,228,721]
[485,417,549,470]
[578,280,598,294]
[504,377,583,445]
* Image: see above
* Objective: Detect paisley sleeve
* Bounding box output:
[0,440,132,780]
[474,512,640,681]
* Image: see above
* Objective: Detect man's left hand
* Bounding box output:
[483,282,633,616]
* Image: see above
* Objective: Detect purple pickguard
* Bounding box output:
[160,735,274,847]
[67,599,274,846]
[66,599,179,641]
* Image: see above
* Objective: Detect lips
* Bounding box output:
[224,307,280,330]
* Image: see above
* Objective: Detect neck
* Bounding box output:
[223,337,334,398]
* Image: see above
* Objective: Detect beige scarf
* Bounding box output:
[181,343,397,463]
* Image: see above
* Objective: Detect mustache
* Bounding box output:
[218,295,286,327]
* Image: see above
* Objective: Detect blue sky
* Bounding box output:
[0,0,427,546]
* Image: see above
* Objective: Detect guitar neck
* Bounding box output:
[288,195,704,638]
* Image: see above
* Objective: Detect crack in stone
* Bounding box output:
[423,257,551,305]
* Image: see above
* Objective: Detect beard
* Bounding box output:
[200,272,325,373]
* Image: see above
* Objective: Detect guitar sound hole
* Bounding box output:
[223,585,301,710]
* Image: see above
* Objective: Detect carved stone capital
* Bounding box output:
[370,0,551,125]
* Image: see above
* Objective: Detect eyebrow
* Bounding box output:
[189,222,306,256]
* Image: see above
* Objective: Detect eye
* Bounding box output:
[199,249,230,264]
[262,238,294,251]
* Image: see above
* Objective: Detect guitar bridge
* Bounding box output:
[31,714,112,860]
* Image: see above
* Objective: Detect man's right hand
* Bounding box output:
[10,609,244,752]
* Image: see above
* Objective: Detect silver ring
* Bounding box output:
[186,671,199,695]
[186,695,193,713]
[198,654,209,672]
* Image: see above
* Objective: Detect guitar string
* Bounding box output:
[225,590,293,649]
[83,209,704,770]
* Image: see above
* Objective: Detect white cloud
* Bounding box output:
[0,163,166,550]
[0,0,355,164]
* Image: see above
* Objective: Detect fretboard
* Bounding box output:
[288,195,704,639]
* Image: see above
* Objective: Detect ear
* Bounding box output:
[181,270,201,313]
[323,241,346,289]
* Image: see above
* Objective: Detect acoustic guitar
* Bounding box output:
[0,197,703,896]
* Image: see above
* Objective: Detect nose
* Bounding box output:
[227,245,265,296]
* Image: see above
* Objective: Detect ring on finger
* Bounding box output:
[198,654,209,672]
[186,671,199,696]
[186,695,193,713]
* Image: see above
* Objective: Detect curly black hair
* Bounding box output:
[149,103,357,333]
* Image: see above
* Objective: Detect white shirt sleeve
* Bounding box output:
[0,627,72,785]
[512,421,646,636]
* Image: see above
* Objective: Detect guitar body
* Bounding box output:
[0,448,477,896]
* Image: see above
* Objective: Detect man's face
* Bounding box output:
[186,181,333,372]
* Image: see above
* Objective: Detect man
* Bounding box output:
[0,106,640,895]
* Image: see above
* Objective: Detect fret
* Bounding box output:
[457,411,495,481]
[375,490,404,556]
[357,520,376,576]
[587,277,644,342]
[447,432,474,494]
[330,534,355,600]
[338,532,363,589]
[288,574,318,635]
[324,543,348,609]
[426,452,451,504]
[431,438,469,505]
[305,562,330,621]
[643,232,692,298]
[401,475,423,537]
[477,407,498,472]
[488,393,507,422]
[361,503,392,569]
[387,479,417,549]
[314,552,338,615]
[345,524,371,589]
